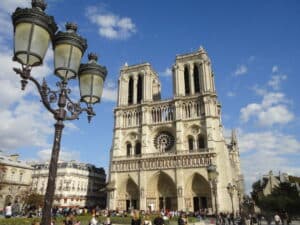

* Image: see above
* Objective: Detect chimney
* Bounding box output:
[9,154,19,161]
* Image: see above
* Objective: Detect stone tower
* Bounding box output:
[107,47,244,213]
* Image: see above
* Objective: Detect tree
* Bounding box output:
[253,181,300,216]
[20,189,44,213]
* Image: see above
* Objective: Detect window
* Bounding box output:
[184,66,190,95]
[19,172,23,182]
[137,75,143,103]
[198,135,206,149]
[135,142,141,155]
[128,77,134,104]
[188,137,194,151]
[194,65,200,93]
[126,143,132,156]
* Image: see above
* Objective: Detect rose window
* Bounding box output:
[154,131,174,152]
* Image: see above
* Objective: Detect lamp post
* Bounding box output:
[11,1,107,225]
[207,164,219,219]
[227,183,236,214]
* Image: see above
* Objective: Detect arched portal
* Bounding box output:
[194,65,200,93]
[126,178,139,210]
[128,77,134,105]
[147,172,177,211]
[185,173,211,212]
[184,66,190,95]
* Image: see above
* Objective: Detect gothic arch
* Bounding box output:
[128,76,134,104]
[147,171,177,210]
[187,135,194,151]
[137,74,143,103]
[184,65,190,95]
[197,134,206,150]
[126,142,132,156]
[135,142,141,155]
[185,173,211,211]
[194,64,200,93]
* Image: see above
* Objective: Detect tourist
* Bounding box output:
[131,210,141,225]
[104,214,112,225]
[143,214,152,225]
[90,213,99,225]
[274,213,281,225]
[154,213,165,225]
[5,203,12,218]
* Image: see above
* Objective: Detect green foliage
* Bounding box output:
[254,182,300,216]
[0,215,196,225]
[21,192,44,211]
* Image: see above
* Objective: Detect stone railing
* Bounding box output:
[116,96,205,128]
[111,151,215,172]
[150,102,175,124]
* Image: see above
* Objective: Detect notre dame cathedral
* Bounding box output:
[107,47,244,213]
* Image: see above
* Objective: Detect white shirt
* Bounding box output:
[274,215,281,222]
[90,217,98,225]
[5,205,12,216]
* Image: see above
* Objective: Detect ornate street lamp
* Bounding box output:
[11,1,107,225]
[227,183,236,214]
[207,164,219,218]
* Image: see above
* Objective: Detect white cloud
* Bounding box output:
[37,148,80,162]
[272,65,279,73]
[86,6,136,40]
[102,86,117,102]
[238,130,300,192]
[239,130,300,154]
[234,64,247,76]
[0,0,29,13]
[240,92,294,126]
[0,1,29,46]
[258,105,294,126]
[160,67,172,77]
[227,91,236,97]
[268,74,287,90]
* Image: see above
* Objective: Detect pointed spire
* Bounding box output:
[231,129,238,146]
[124,62,128,67]
[198,45,207,53]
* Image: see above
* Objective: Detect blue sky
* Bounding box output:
[0,0,300,192]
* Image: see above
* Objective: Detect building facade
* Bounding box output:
[107,47,244,213]
[31,161,106,208]
[0,152,33,211]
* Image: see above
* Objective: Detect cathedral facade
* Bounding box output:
[107,47,243,213]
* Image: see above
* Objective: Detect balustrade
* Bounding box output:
[119,97,204,128]
[111,151,215,172]
[151,103,175,123]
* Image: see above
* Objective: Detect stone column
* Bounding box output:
[133,75,138,104]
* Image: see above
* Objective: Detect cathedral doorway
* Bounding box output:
[148,171,177,211]
[125,178,139,210]
[186,173,211,212]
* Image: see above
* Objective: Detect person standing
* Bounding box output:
[274,213,281,225]
[154,213,165,225]
[131,210,141,225]
[5,203,12,218]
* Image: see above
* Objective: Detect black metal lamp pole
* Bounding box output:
[207,164,219,223]
[237,190,241,214]
[11,1,107,225]
[227,183,235,214]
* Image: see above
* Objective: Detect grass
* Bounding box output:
[0,215,200,225]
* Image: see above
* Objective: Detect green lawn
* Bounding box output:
[0,215,199,225]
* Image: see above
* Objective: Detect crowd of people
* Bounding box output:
[1,203,295,225]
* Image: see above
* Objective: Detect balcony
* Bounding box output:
[111,150,216,172]
[117,96,205,128]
